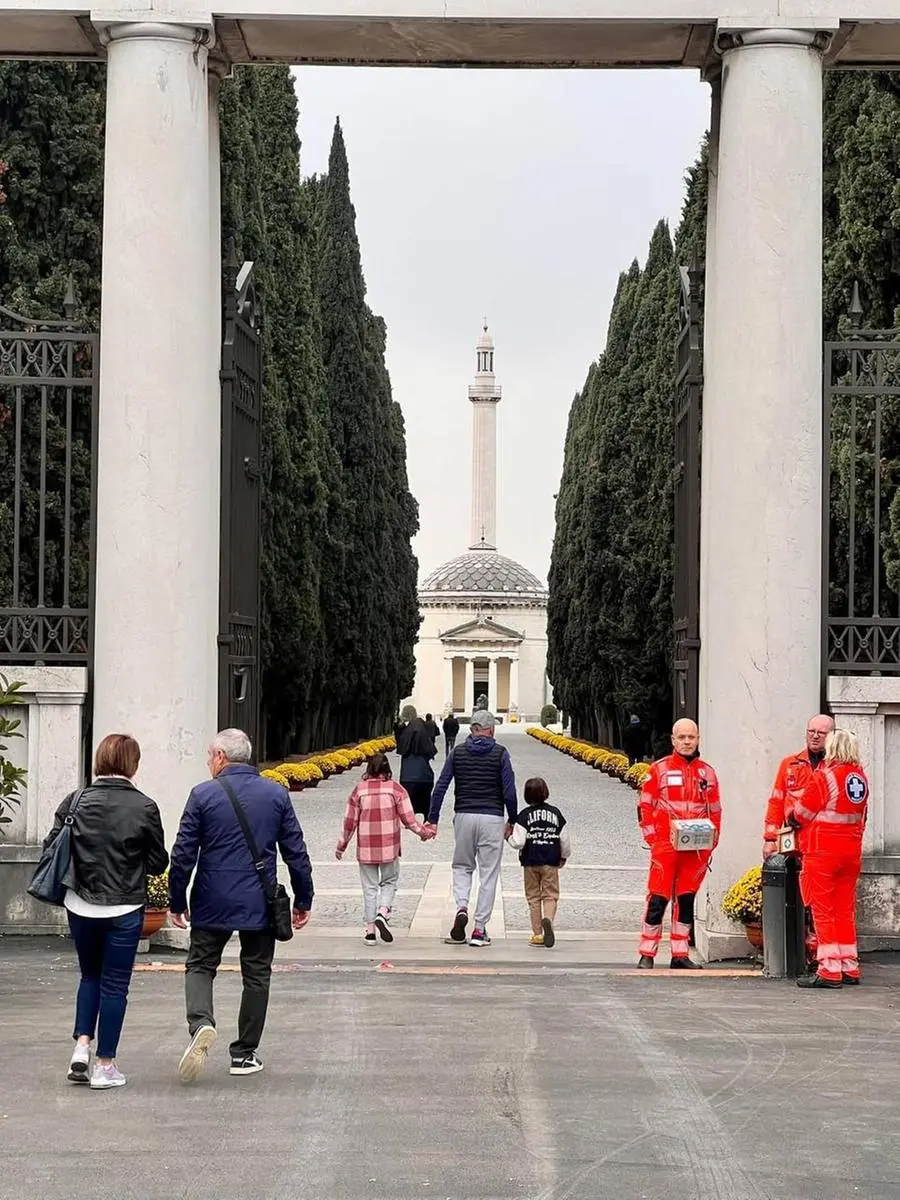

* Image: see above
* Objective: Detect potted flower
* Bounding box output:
[721,866,763,950]
[143,870,169,939]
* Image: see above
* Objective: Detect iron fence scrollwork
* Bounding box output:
[218,246,262,753]
[0,281,97,664]
[673,262,704,722]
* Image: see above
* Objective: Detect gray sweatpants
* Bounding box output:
[452,812,506,930]
[359,860,400,924]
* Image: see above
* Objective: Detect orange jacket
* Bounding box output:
[792,762,868,855]
[763,750,818,854]
[638,753,721,851]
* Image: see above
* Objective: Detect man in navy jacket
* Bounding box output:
[169,728,313,1081]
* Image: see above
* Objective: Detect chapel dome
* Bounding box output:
[420,549,546,600]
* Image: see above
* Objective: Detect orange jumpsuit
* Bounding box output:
[763,750,818,857]
[638,754,721,960]
[792,762,868,982]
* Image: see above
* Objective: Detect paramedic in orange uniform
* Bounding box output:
[637,719,721,970]
[791,729,868,989]
[762,714,834,857]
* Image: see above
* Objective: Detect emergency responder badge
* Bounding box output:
[666,772,683,786]
[846,773,868,805]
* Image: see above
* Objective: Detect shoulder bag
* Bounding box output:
[217,777,293,941]
[27,788,87,906]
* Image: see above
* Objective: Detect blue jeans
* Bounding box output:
[67,907,144,1059]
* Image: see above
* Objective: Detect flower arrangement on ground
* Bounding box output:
[262,736,396,794]
[721,866,762,925]
[146,869,169,909]
[526,727,635,789]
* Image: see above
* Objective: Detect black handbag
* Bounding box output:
[27,788,86,907]
[217,778,293,942]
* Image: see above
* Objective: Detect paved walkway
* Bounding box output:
[4,938,900,1200]
[236,727,652,963]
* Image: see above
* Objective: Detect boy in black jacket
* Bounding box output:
[508,777,571,948]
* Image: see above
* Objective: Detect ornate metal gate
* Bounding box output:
[672,263,704,722]
[218,252,262,752]
[823,286,900,688]
[0,283,97,665]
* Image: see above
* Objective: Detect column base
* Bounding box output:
[694,920,756,963]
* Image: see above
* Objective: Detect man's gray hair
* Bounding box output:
[470,709,496,731]
[212,728,252,763]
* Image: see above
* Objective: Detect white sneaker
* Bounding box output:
[178,1024,217,1082]
[67,1043,91,1084]
[90,1062,126,1089]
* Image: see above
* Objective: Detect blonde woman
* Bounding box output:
[791,729,868,989]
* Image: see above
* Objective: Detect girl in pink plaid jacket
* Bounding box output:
[335,754,433,944]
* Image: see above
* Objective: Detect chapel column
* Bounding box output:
[92,23,219,835]
[487,657,499,715]
[698,28,826,958]
[509,658,520,714]
[464,659,475,715]
[444,656,456,711]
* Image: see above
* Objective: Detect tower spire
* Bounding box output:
[468,323,502,551]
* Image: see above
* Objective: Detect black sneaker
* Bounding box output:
[541,917,555,948]
[449,908,468,942]
[469,927,491,947]
[842,973,861,986]
[637,955,654,969]
[364,931,376,945]
[374,915,393,944]
[797,973,842,989]
[670,957,702,970]
[230,1052,264,1076]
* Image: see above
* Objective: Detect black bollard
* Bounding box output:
[762,853,806,978]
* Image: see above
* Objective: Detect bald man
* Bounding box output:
[637,719,721,969]
[763,714,835,858]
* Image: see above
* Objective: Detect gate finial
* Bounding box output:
[63,276,76,324]
[849,280,863,329]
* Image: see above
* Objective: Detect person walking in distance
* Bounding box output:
[637,718,721,969]
[169,729,314,1081]
[442,712,460,757]
[335,752,433,944]
[396,714,438,819]
[508,777,571,947]
[425,709,518,947]
[762,712,834,969]
[792,729,869,989]
[623,715,647,767]
[423,713,441,747]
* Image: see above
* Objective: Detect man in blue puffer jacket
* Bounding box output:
[425,710,518,947]
[169,728,313,1081]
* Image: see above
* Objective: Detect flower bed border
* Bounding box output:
[261,736,395,793]
[525,727,650,792]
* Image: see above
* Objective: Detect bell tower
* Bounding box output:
[468,322,502,551]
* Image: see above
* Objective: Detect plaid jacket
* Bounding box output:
[337,778,426,864]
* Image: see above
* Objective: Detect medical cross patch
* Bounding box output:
[846,773,868,805]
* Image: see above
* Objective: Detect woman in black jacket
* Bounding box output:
[43,733,167,1090]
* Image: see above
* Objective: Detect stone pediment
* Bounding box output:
[440,616,524,645]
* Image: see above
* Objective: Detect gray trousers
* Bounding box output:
[359,859,400,923]
[452,812,506,929]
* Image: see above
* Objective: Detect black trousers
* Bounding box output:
[185,927,276,1057]
[445,735,457,756]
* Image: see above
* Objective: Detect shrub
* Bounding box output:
[540,703,558,728]
[0,674,27,839]
[721,867,762,924]
[146,870,169,909]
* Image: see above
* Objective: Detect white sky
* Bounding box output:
[294,67,710,584]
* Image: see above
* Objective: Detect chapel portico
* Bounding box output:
[3,1,900,952]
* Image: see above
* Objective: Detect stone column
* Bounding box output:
[444,656,455,711]
[487,657,499,715]
[92,23,218,837]
[509,658,520,712]
[698,28,826,959]
[464,658,475,714]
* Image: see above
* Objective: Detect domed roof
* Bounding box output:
[421,550,546,598]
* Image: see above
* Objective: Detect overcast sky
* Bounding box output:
[293,67,710,585]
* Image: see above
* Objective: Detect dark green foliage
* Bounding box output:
[540,703,558,728]
[0,62,418,758]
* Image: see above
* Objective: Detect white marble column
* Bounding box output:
[444,656,455,711]
[509,658,520,711]
[92,23,219,837]
[470,400,499,550]
[487,657,499,715]
[464,659,475,714]
[698,28,826,958]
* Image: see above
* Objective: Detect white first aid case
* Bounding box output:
[670,818,716,851]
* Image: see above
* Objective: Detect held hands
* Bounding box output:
[292,908,311,931]
[170,910,189,930]
[420,823,437,841]
[504,823,514,841]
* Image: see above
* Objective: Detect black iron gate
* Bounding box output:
[823,286,900,690]
[0,283,97,665]
[673,263,704,722]
[218,252,262,752]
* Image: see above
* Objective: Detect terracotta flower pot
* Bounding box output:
[141,908,168,939]
[743,921,763,951]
